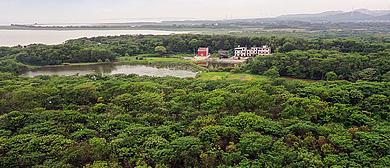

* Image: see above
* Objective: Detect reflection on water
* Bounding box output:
[197,61,239,69]
[19,62,199,78]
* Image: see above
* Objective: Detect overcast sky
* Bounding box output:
[1,0,389,24]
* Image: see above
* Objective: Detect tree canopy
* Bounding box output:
[0,71,390,167]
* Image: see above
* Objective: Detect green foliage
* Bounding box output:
[238,131,274,159]
[198,125,239,146]
[92,103,107,113]
[0,60,27,75]
[89,137,109,161]
[244,50,390,82]
[156,136,203,167]
[281,97,328,120]
[326,71,338,81]
[155,46,167,56]
[232,112,263,130]
[263,68,280,79]
[113,91,164,112]
[1,65,390,167]
[65,83,99,105]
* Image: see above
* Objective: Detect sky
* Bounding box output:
[1,0,389,24]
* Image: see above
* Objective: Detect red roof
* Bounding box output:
[198,47,208,51]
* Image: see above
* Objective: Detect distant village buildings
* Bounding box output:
[218,50,229,58]
[194,45,271,59]
[234,46,247,57]
[234,45,271,57]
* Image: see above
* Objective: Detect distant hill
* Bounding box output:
[319,11,374,22]
[271,9,390,22]
[373,14,390,21]
[354,8,390,16]
[276,11,344,20]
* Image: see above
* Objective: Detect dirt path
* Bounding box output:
[241,75,250,81]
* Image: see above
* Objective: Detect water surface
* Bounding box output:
[19,63,199,78]
[0,29,187,47]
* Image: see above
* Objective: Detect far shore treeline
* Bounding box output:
[1,34,390,82]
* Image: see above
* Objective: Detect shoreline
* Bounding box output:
[19,57,318,83]
[26,62,116,70]
[23,55,208,73]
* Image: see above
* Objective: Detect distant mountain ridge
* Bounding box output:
[373,14,390,20]
[354,8,390,16]
[274,9,390,22]
[276,11,344,20]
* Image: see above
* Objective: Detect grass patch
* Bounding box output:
[119,54,194,63]
[198,72,266,81]
[199,72,230,80]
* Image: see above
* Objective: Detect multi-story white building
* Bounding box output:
[234,45,271,57]
[234,45,247,57]
[256,46,271,56]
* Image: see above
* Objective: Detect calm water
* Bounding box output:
[0,29,187,47]
[19,63,199,78]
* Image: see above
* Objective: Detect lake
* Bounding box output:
[0,29,188,47]
[18,62,199,78]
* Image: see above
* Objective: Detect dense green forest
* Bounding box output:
[243,50,390,82]
[1,34,389,75]
[1,33,390,167]
[1,72,390,167]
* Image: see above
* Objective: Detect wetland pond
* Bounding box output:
[19,62,200,78]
